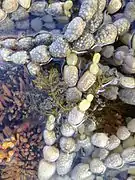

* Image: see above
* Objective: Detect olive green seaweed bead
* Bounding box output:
[66,52,78,65]
[89,63,99,75]
[79,99,91,112]
[92,53,101,64]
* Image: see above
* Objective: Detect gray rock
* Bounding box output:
[54,16,69,24]
[66,87,82,102]
[99,148,109,160]
[42,14,54,23]
[30,1,47,16]
[49,37,70,57]
[31,18,43,32]
[121,147,135,163]
[89,158,106,174]
[27,62,40,76]
[101,45,114,58]
[43,130,56,146]
[16,19,29,30]
[6,51,29,64]
[56,152,75,175]
[68,106,85,126]
[11,7,29,21]
[116,126,131,140]
[30,45,50,64]
[0,38,17,49]
[34,32,52,46]
[64,65,78,87]
[0,17,15,33]
[106,135,120,151]
[119,88,135,105]
[60,121,75,137]
[127,118,135,132]
[44,22,56,30]
[17,37,34,50]
[101,86,119,100]
[64,17,86,42]
[91,133,109,148]
[104,153,123,169]
[71,163,92,180]
[124,2,135,23]
[59,137,76,153]
[46,2,64,16]
[0,48,13,61]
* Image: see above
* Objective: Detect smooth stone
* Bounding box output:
[2,0,18,13]
[77,70,96,92]
[31,18,43,32]
[104,153,123,169]
[68,106,85,126]
[43,130,56,146]
[34,32,52,46]
[43,146,59,162]
[0,38,17,49]
[6,51,29,64]
[59,137,76,153]
[71,163,92,180]
[119,88,135,105]
[42,14,54,23]
[30,1,47,16]
[11,7,29,21]
[30,45,50,63]
[66,52,78,66]
[27,62,40,75]
[44,22,56,30]
[60,121,75,137]
[127,118,135,132]
[91,133,109,148]
[64,65,78,87]
[122,136,135,149]
[54,16,69,24]
[38,159,56,180]
[106,135,121,151]
[17,37,34,50]
[0,48,13,60]
[89,158,106,174]
[15,19,29,30]
[119,76,135,88]
[56,152,75,176]
[99,148,109,160]
[0,9,7,22]
[116,126,131,140]
[0,17,15,33]
[121,147,135,163]
[18,0,31,9]
[66,87,82,102]
[101,45,114,58]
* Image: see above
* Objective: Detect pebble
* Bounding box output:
[122,136,135,149]
[119,76,135,89]
[0,48,13,61]
[2,0,18,13]
[18,0,31,9]
[29,1,47,16]
[107,0,122,14]
[124,2,135,23]
[42,15,54,23]
[49,37,70,57]
[11,7,29,21]
[38,159,56,180]
[91,133,109,148]
[0,38,17,49]
[0,17,15,33]
[104,153,123,169]
[99,148,109,160]
[64,65,78,87]
[60,121,75,137]
[116,126,131,140]
[71,163,92,180]
[27,62,40,75]
[106,135,121,151]
[101,45,114,58]
[113,18,130,36]
[95,24,117,46]
[31,18,43,32]
[43,130,56,145]
[66,52,78,66]
[119,88,135,105]
[72,30,95,51]
[56,152,75,175]
[34,32,52,46]
[68,106,85,126]
[77,71,96,92]
[43,146,59,162]
[50,174,71,180]
[6,51,29,64]
[85,120,96,133]
[89,158,106,174]
[0,9,7,23]
[121,147,135,163]
[113,144,123,154]
[46,2,64,16]
[79,0,98,21]
[17,37,34,50]
[59,137,76,153]
[127,118,135,132]
[15,19,29,30]
[77,136,94,156]
[30,45,51,64]
[64,17,86,42]
[66,87,82,102]
[44,22,56,30]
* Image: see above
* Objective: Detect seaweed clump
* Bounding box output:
[33,68,75,116]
